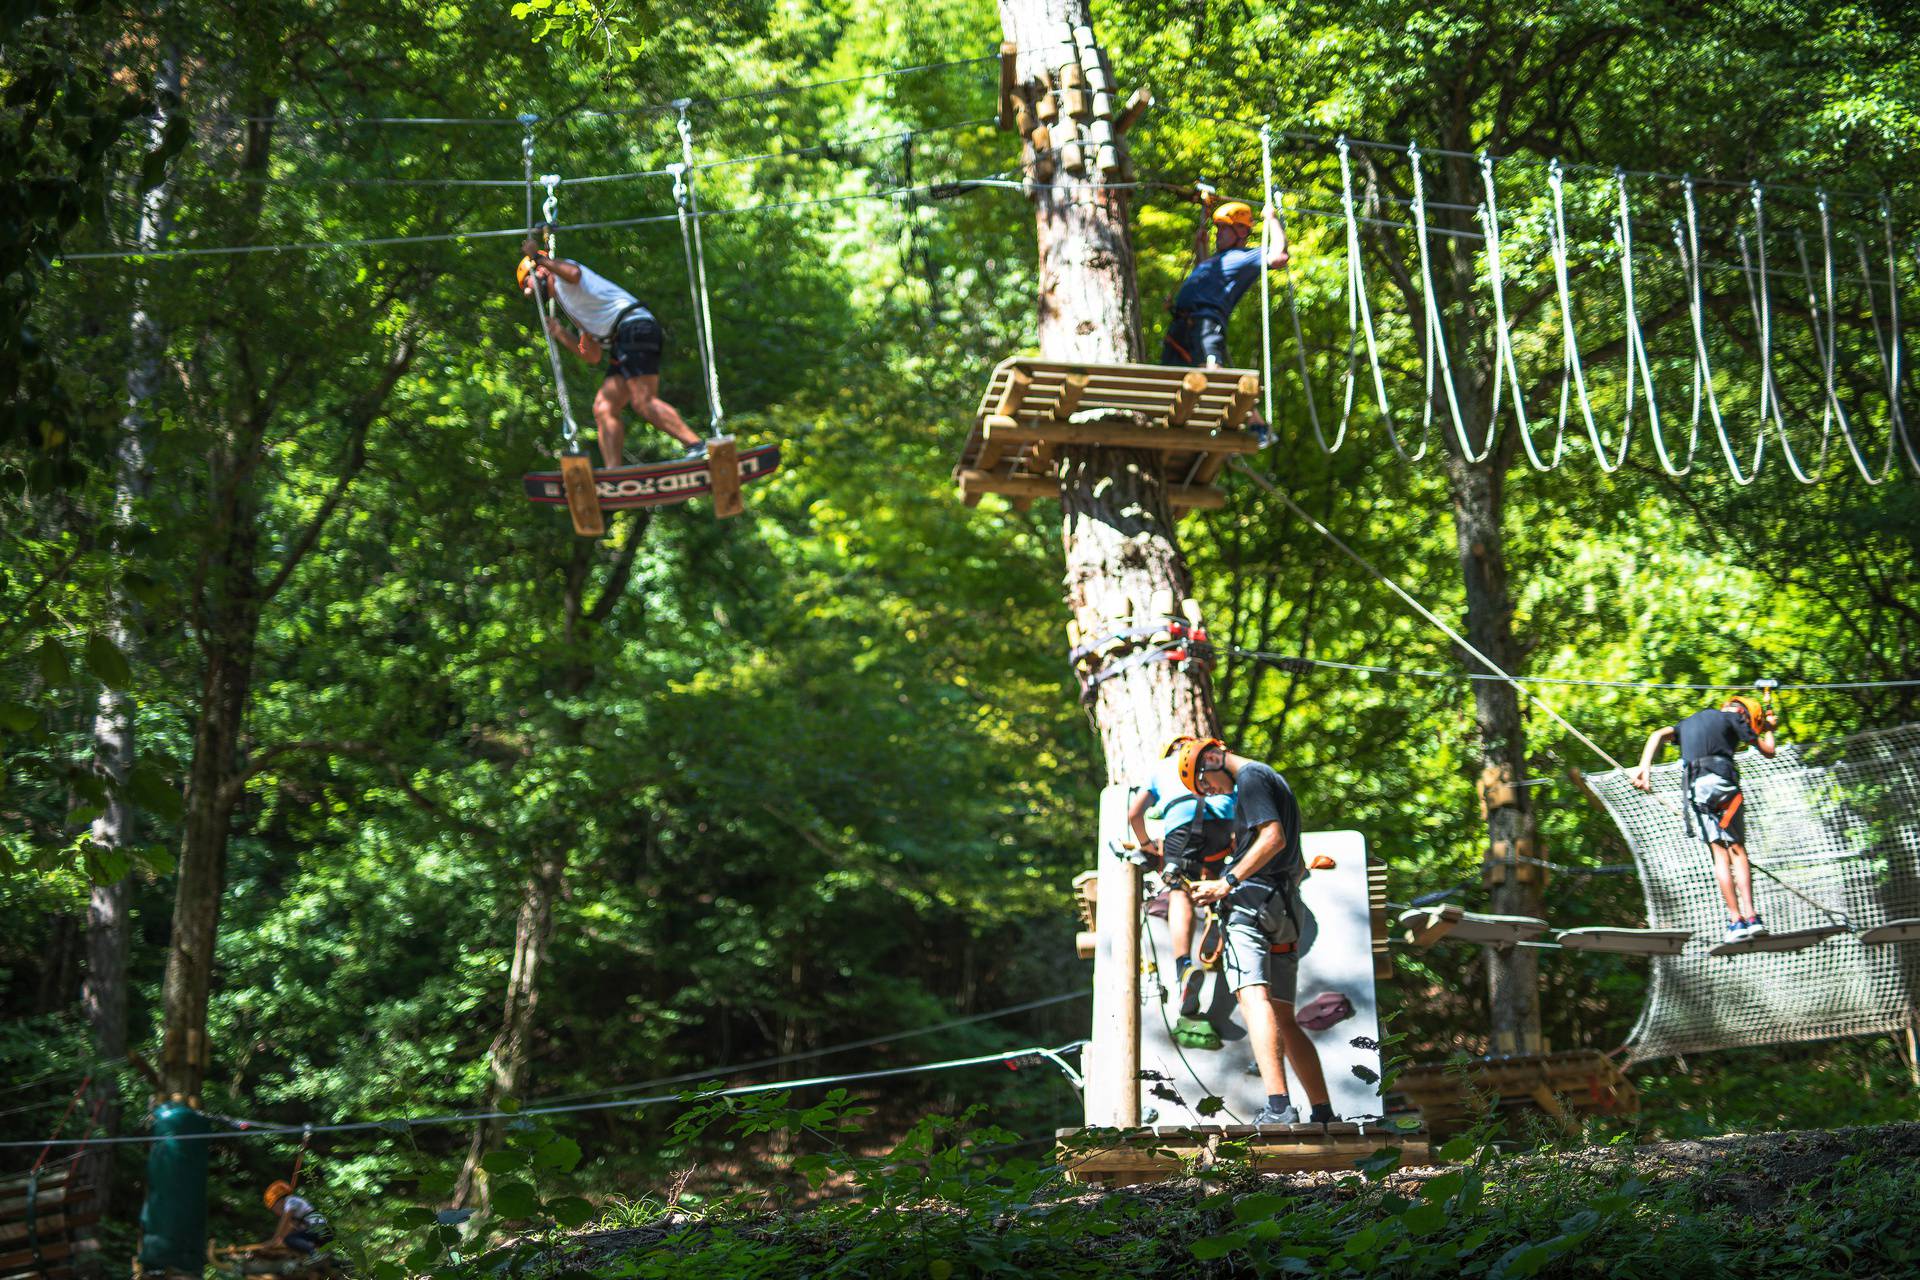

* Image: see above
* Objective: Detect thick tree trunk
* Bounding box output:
[1000,0,1216,1127]
[83,47,178,1208]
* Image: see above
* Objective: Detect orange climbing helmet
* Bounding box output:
[264,1180,294,1212]
[516,255,536,290]
[1174,736,1227,794]
[1724,694,1767,736]
[1211,201,1254,229]
[1162,734,1197,758]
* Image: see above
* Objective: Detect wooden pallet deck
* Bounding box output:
[1396,1050,1638,1141]
[953,358,1262,513]
[0,1163,98,1280]
[1056,1122,1430,1188]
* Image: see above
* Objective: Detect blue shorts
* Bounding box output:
[1160,311,1227,367]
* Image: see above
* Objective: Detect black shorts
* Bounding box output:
[608,310,663,379]
[1161,816,1235,882]
[1159,312,1227,367]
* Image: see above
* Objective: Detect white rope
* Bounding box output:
[673,102,726,436]
[1737,184,1829,484]
[1258,123,1275,428]
[1478,155,1565,470]
[1544,161,1628,472]
[1794,195,1896,483]
[1860,202,1920,474]
[1674,177,1763,485]
[1408,146,1487,462]
[1335,140,1415,460]
[523,124,581,453]
[1615,171,1694,476]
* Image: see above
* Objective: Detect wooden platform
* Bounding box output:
[1055,1122,1429,1188]
[1396,1050,1638,1141]
[1860,917,1920,946]
[0,1162,97,1280]
[1398,904,1549,948]
[1707,923,1848,957]
[953,358,1262,514]
[1555,926,1692,956]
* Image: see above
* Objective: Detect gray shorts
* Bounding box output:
[1687,772,1747,851]
[1221,885,1300,1001]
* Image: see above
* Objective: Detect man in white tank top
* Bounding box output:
[520,238,704,467]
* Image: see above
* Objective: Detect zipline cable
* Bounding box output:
[1228,457,1854,926]
[4,1040,1088,1152]
[1220,647,1920,693]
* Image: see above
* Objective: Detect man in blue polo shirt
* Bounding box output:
[1164,200,1285,361]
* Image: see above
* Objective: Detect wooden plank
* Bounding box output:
[983,415,1260,454]
[1555,927,1691,956]
[1116,87,1152,135]
[705,436,743,519]
[997,42,1019,130]
[1860,917,1920,945]
[0,1212,97,1246]
[0,1169,70,1195]
[0,1238,95,1272]
[1167,370,1208,425]
[1708,924,1847,957]
[558,452,605,538]
[995,366,1034,419]
[959,470,1224,509]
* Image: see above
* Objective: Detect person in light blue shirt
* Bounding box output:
[1127,737,1236,1020]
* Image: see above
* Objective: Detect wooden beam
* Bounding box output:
[1168,369,1208,425]
[1220,374,1260,428]
[1034,69,1059,124]
[1115,86,1152,135]
[984,414,1259,454]
[706,436,743,519]
[997,42,1019,130]
[1053,371,1091,419]
[558,452,605,538]
[1087,784,1141,1127]
[995,366,1034,419]
[959,469,1225,509]
[1063,86,1089,119]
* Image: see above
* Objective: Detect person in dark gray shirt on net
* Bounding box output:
[1630,695,1779,944]
[1182,737,1334,1127]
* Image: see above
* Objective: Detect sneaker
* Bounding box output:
[1177,964,1205,1018]
[1725,921,1749,945]
[681,439,708,459]
[1744,916,1769,940]
[1252,1103,1300,1126]
[1248,421,1274,448]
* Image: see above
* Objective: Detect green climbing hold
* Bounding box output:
[1173,1016,1222,1051]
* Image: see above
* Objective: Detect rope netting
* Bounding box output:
[1584,723,1920,1063]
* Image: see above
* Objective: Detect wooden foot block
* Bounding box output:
[706,436,743,519]
[559,452,605,538]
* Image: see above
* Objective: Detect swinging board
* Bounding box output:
[1397,904,1549,947]
[522,442,779,526]
[1860,917,1920,946]
[1706,924,1848,957]
[1555,927,1693,956]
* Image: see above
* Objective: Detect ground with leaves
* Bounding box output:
[498,1122,1920,1279]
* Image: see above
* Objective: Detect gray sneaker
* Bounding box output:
[1252,1103,1300,1126]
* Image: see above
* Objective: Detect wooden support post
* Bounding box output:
[1087,784,1141,1127]
[706,436,743,519]
[1115,87,1152,135]
[558,452,605,538]
[1219,373,1260,427]
[997,42,1020,130]
[1054,372,1091,419]
[1168,369,1207,425]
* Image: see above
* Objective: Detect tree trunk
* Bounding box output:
[1426,152,1544,1054]
[1000,0,1217,1128]
[82,45,178,1209]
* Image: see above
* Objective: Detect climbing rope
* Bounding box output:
[1544,161,1627,472]
[1795,193,1896,483]
[1336,139,1409,458]
[672,101,726,437]
[520,118,583,457]
[1479,154,1565,471]
[1257,123,1275,428]
[1737,183,1829,484]
[1407,146,1485,463]
[1674,176,1763,484]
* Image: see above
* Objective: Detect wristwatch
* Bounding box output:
[1222,871,1241,891]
